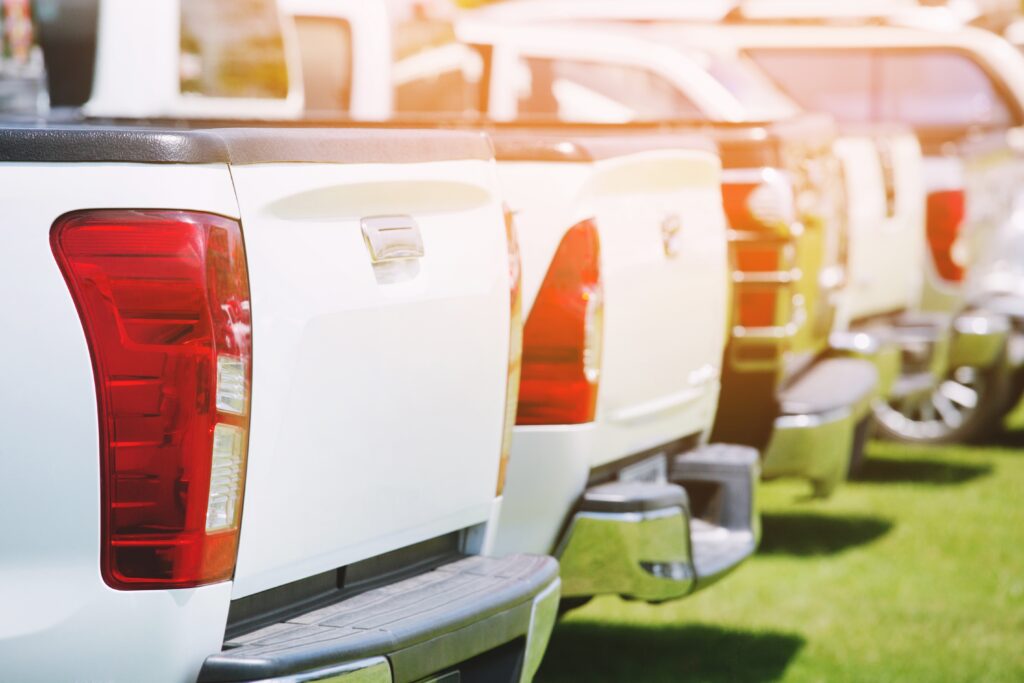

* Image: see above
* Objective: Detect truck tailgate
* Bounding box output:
[584,140,728,429]
[218,130,513,597]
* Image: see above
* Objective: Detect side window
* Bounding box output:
[294,16,352,115]
[180,0,289,100]
[516,57,703,122]
[877,52,1013,128]
[393,43,484,115]
[747,50,873,123]
[749,48,1016,128]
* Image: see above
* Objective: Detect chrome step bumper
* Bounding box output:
[198,555,560,683]
[557,444,760,603]
[762,358,878,496]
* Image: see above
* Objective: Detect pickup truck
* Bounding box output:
[485,128,760,604]
[698,10,1024,443]
[272,1,767,606]
[1,4,561,683]
[446,18,879,495]
[466,0,1023,448]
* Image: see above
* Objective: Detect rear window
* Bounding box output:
[0,0,46,114]
[749,48,1015,129]
[393,42,484,116]
[515,56,703,122]
[701,54,801,121]
[180,0,288,100]
[293,15,352,115]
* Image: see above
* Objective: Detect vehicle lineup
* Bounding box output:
[2,0,1024,681]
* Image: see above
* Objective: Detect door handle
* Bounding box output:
[361,215,425,263]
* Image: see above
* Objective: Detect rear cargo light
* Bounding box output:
[51,210,252,590]
[721,170,795,233]
[516,218,602,425]
[926,189,967,282]
[497,205,523,495]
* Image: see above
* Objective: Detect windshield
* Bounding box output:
[748,48,1016,129]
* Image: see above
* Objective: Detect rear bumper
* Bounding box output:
[834,313,951,405]
[557,444,759,602]
[762,358,878,496]
[975,295,1024,368]
[948,309,1011,369]
[197,555,560,683]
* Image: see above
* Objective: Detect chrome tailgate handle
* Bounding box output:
[361,215,425,262]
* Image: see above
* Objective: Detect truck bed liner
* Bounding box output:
[199,555,558,683]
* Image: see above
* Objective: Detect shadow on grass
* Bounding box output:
[536,621,804,683]
[758,513,892,556]
[855,457,991,485]
[971,426,1024,449]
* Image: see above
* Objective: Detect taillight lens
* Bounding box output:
[516,219,602,425]
[51,210,252,590]
[926,189,967,282]
[721,173,795,233]
[497,206,523,495]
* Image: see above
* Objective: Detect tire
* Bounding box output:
[873,352,1012,445]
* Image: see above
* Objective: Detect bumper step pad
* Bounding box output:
[763,357,879,496]
[672,444,760,588]
[199,554,559,683]
[557,445,760,603]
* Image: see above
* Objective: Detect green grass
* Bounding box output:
[536,409,1024,682]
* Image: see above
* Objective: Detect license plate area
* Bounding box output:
[617,453,668,484]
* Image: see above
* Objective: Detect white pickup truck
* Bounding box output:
[485,129,759,603]
[279,0,763,604]
[465,0,1021,449]
[1,4,562,682]
[443,18,879,495]
[698,7,1024,442]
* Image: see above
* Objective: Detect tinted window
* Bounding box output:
[879,52,1011,127]
[516,57,702,122]
[0,0,46,114]
[750,48,1014,128]
[180,0,288,99]
[294,16,352,115]
[702,54,801,120]
[393,43,484,115]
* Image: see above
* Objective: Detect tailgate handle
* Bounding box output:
[361,215,425,263]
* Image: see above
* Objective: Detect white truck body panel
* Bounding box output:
[229,157,512,597]
[0,162,240,682]
[834,132,926,324]
[491,148,729,555]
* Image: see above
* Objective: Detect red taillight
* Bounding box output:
[51,210,252,590]
[516,219,602,425]
[721,173,795,233]
[498,205,523,495]
[927,189,967,282]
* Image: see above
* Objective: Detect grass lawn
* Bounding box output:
[536,408,1024,682]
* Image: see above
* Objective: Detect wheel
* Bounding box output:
[873,355,1011,445]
